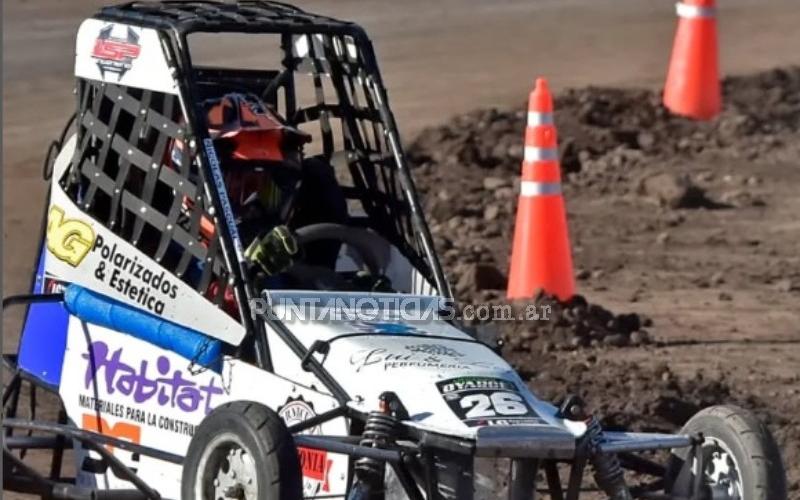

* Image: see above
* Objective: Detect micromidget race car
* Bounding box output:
[2,2,788,500]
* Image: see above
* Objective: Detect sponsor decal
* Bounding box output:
[81,414,142,474]
[47,206,96,267]
[278,397,332,495]
[278,396,321,434]
[81,413,141,452]
[298,447,333,494]
[92,24,141,80]
[82,340,223,417]
[43,273,69,294]
[91,234,179,315]
[436,376,544,427]
[79,393,199,437]
[405,344,462,357]
[203,138,244,259]
[349,343,491,373]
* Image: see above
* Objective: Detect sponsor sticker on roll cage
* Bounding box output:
[47,206,96,267]
[203,138,245,261]
[91,24,141,80]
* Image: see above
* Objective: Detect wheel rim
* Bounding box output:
[195,432,259,500]
[697,437,744,500]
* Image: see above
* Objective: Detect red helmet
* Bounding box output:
[169,93,310,242]
[201,92,310,211]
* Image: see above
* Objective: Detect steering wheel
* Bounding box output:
[286,223,387,290]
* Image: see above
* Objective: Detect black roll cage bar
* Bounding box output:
[91,1,451,380]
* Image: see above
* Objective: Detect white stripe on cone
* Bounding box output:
[527,111,554,126]
[520,180,562,197]
[675,2,716,18]
[524,146,559,162]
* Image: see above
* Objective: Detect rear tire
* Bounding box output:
[667,405,786,500]
[181,401,303,500]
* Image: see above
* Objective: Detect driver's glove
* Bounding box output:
[245,225,300,276]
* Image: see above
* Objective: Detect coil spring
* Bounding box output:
[355,412,398,482]
[585,416,632,500]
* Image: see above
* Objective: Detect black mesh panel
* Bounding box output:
[62,79,234,318]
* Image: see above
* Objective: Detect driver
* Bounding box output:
[197,92,310,278]
[171,92,312,310]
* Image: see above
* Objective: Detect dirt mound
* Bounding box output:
[409,67,800,492]
[516,353,736,431]
[414,67,800,333]
[409,66,800,196]
[500,291,652,352]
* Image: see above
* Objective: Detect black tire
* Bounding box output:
[667,405,787,500]
[181,401,303,500]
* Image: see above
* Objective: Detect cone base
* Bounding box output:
[663,18,720,121]
[507,195,575,301]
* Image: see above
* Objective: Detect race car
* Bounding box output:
[2,2,787,499]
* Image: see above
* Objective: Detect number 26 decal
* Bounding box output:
[460,392,529,418]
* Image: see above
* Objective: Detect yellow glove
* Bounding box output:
[244,225,299,276]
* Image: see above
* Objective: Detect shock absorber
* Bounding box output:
[349,393,402,500]
[585,415,632,500]
[355,410,398,483]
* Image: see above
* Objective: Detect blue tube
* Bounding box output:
[64,285,222,370]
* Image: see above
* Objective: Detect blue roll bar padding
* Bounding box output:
[63,284,222,370]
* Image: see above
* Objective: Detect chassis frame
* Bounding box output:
[4,293,709,500]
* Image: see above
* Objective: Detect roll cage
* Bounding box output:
[64,1,450,369]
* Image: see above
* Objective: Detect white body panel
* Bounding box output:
[57,288,586,497]
[266,293,585,439]
[60,318,349,499]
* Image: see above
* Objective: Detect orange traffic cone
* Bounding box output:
[663,0,721,120]
[507,78,575,301]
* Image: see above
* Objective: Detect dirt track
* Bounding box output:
[3,0,800,497]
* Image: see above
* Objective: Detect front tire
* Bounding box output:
[667,405,786,500]
[181,401,303,500]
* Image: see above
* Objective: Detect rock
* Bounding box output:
[603,334,630,347]
[639,172,710,209]
[483,204,500,221]
[569,336,588,349]
[745,175,762,187]
[663,212,686,227]
[576,268,591,280]
[709,271,726,286]
[447,216,463,230]
[718,292,733,301]
[775,279,796,293]
[630,330,651,346]
[617,313,642,333]
[656,231,670,245]
[495,187,515,199]
[456,263,507,292]
[483,176,510,190]
[636,131,656,151]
